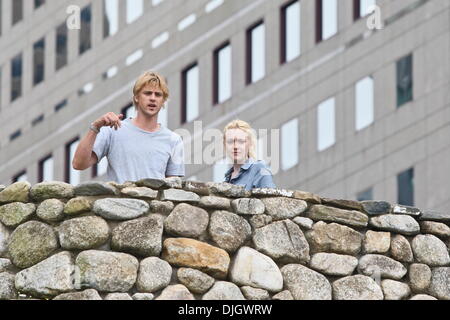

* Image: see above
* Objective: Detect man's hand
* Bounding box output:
[93,112,124,131]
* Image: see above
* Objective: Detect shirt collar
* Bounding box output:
[224,158,256,179]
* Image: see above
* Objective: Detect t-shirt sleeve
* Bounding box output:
[166,136,185,177]
[92,128,111,163]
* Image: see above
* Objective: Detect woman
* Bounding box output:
[223,119,276,190]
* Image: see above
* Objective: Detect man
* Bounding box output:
[72,71,185,183]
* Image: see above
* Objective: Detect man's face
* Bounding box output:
[225,129,250,164]
[134,83,165,118]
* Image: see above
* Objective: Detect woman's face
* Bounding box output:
[225,128,250,164]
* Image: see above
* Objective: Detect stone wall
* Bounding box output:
[0,179,449,300]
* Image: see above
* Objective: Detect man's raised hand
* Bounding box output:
[93,112,124,131]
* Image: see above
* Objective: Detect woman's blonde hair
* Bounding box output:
[223,119,257,159]
[133,71,169,106]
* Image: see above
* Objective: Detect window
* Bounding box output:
[32,114,44,126]
[12,171,27,183]
[34,0,45,9]
[397,168,414,206]
[281,0,301,64]
[246,21,265,84]
[56,23,68,70]
[281,118,299,171]
[317,97,336,151]
[79,5,92,55]
[357,188,373,201]
[12,0,23,25]
[354,0,376,20]
[10,129,21,141]
[38,155,53,182]
[33,38,45,85]
[104,0,119,38]
[66,138,80,185]
[181,63,199,123]
[397,54,413,108]
[11,53,22,102]
[55,99,68,112]
[355,76,374,131]
[127,0,143,24]
[316,0,337,43]
[213,42,232,105]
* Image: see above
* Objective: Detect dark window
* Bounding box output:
[65,137,80,184]
[79,5,92,55]
[38,154,53,182]
[357,188,373,201]
[33,38,45,85]
[34,0,45,9]
[12,170,27,183]
[213,41,231,105]
[353,0,361,20]
[315,0,337,43]
[181,63,199,124]
[55,99,68,112]
[12,0,23,25]
[397,168,414,206]
[56,23,68,70]
[103,0,119,38]
[280,0,300,64]
[246,20,265,85]
[397,54,413,107]
[32,114,44,126]
[9,129,21,141]
[11,53,22,102]
[354,0,376,20]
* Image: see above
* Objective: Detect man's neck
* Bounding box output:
[132,113,160,132]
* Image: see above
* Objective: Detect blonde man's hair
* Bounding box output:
[223,119,257,159]
[133,71,169,107]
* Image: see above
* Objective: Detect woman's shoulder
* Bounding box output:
[251,160,272,174]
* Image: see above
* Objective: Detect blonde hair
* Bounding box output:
[133,71,169,106]
[223,119,257,159]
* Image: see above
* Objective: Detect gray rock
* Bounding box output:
[363,231,390,254]
[0,258,12,272]
[0,222,10,256]
[183,181,210,196]
[74,181,117,196]
[177,268,215,294]
[156,284,195,300]
[390,234,414,263]
[136,178,167,189]
[149,200,174,214]
[321,198,363,211]
[411,234,450,266]
[207,182,250,198]
[121,187,158,199]
[63,197,95,216]
[230,247,283,292]
[202,281,245,300]
[104,293,133,300]
[15,252,75,298]
[111,215,164,257]
[36,199,65,222]
[137,257,172,293]
[93,198,149,220]
[333,275,383,300]
[281,264,332,300]
[240,286,270,300]
[163,177,183,189]
[261,197,307,220]
[0,181,30,203]
[251,188,294,198]
[248,214,273,229]
[198,196,231,210]
[8,221,59,269]
[381,279,411,300]
[76,250,139,292]
[160,189,200,203]
[208,210,252,253]
[361,201,391,216]
[132,293,154,300]
[358,254,407,280]
[429,267,450,300]
[409,294,438,300]
[253,220,310,264]
[420,221,450,238]
[409,263,431,293]
[369,214,420,236]
[293,190,322,204]
[307,205,368,228]
[30,182,74,201]
[272,290,294,300]
[419,210,450,222]
[392,204,421,217]
[0,202,36,227]
[164,203,209,238]
[57,216,110,250]
[0,272,17,300]
[293,217,314,230]
[53,289,102,300]
[305,221,363,255]
[230,198,265,215]
[309,253,358,276]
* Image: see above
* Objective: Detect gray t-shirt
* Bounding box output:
[93,118,185,183]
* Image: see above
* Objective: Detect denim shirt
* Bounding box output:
[224,158,276,191]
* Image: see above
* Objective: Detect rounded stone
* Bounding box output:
[0,202,36,227]
[0,222,10,256]
[30,182,74,202]
[0,272,17,300]
[230,198,265,215]
[412,234,450,267]
[104,293,133,300]
[307,205,368,228]
[272,290,294,300]
[410,294,438,300]
[240,286,270,300]
[381,279,411,300]
[137,257,172,293]
[198,196,231,210]
[358,254,407,280]
[429,267,450,300]
[0,181,30,204]
[132,293,154,300]
[74,181,117,196]
[36,199,65,222]
[309,253,358,276]
[390,234,414,263]
[57,216,110,250]
[149,200,174,214]
[63,197,94,216]
[164,203,209,238]
[208,210,252,253]
[408,263,431,293]
[369,214,420,236]
[0,258,12,272]
[332,275,383,300]
[93,198,149,220]
[202,281,245,300]
[281,264,332,300]
[177,268,215,294]
[420,221,450,238]
[363,231,390,254]
[8,221,59,269]
[293,217,314,230]
[248,214,273,229]
[53,289,102,300]
[261,197,307,220]
[155,284,195,300]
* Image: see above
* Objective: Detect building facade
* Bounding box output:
[0,0,449,211]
